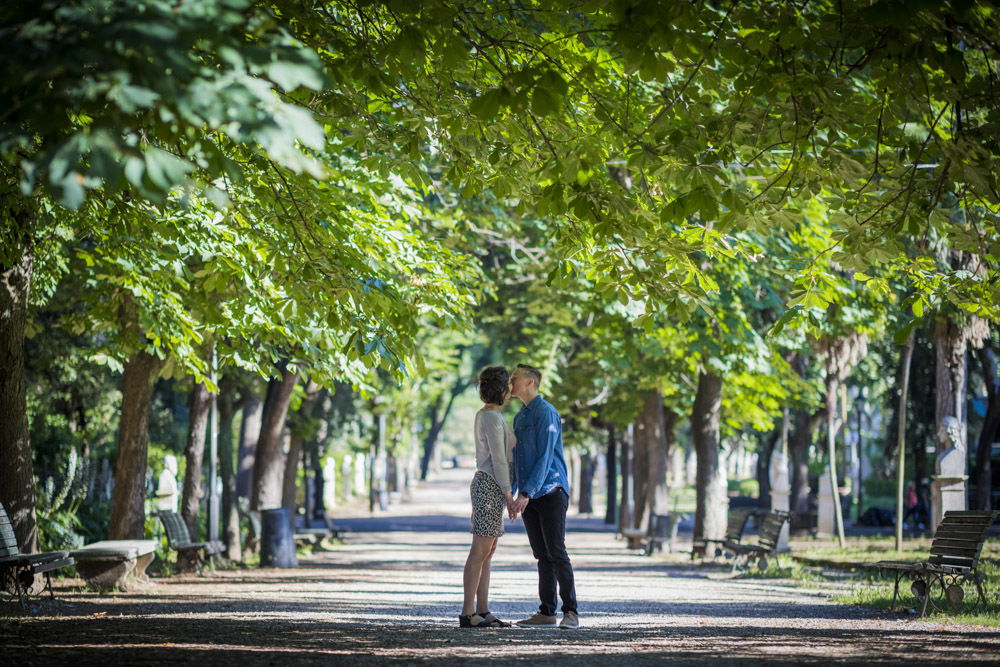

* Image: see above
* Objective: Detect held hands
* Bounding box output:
[508,494,529,520]
[507,494,529,520]
[506,495,519,520]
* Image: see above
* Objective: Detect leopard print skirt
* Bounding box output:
[470,470,505,538]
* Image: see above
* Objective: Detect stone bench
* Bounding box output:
[71,540,158,591]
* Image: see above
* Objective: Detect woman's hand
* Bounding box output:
[506,494,518,520]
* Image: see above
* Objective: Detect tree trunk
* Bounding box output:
[108,351,164,539]
[281,429,300,510]
[790,409,823,514]
[0,202,37,552]
[251,365,299,511]
[756,430,779,511]
[284,382,321,511]
[618,425,633,532]
[218,376,242,561]
[578,452,595,514]
[631,405,649,531]
[932,317,969,529]
[604,426,617,524]
[370,412,388,512]
[181,381,211,541]
[236,391,262,499]
[974,343,998,510]
[934,317,967,449]
[306,389,331,522]
[420,387,463,481]
[895,330,916,550]
[692,371,726,542]
[825,376,847,548]
[640,391,670,528]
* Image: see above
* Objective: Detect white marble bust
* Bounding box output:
[935,416,966,478]
[155,454,180,512]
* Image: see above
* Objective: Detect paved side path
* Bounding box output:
[3,468,999,665]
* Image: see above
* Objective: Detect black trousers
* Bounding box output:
[521,487,577,615]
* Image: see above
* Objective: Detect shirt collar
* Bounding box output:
[521,395,543,412]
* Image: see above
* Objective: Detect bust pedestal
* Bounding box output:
[768,448,790,552]
[817,465,836,537]
[930,474,967,534]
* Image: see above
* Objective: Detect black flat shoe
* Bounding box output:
[459,613,491,628]
[478,611,511,627]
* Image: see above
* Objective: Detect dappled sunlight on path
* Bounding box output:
[3,468,999,665]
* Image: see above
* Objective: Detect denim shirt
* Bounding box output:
[513,395,569,499]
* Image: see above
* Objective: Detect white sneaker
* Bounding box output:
[559,611,579,629]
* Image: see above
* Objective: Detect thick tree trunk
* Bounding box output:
[236,388,264,500]
[217,376,242,561]
[181,381,211,541]
[790,410,823,514]
[974,344,999,510]
[756,430,779,511]
[640,391,670,529]
[604,426,617,524]
[108,351,164,539]
[692,371,726,542]
[0,205,37,552]
[932,317,969,528]
[281,430,300,510]
[934,317,967,449]
[236,392,262,499]
[251,365,299,511]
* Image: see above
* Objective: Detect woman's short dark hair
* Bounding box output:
[478,366,509,405]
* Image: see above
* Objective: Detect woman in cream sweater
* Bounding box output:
[459,366,516,628]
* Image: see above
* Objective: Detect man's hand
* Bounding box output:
[513,495,530,515]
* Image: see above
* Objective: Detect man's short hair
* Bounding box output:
[516,363,542,388]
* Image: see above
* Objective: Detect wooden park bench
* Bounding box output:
[876,510,998,616]
[70,540,158,591]
[623,513,685,555]
[155,510,224,571]
[0,501,75,605]
[722,509,790,572]
[693,508,756,560]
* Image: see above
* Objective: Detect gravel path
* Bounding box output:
[3,468,998,665]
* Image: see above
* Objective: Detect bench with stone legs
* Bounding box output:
[622,513,686,555]
[0,501,75,605]
[70,540,158,591]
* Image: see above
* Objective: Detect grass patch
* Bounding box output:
[793,539,1000,626]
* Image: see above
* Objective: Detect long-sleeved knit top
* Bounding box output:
[474,408,515,496]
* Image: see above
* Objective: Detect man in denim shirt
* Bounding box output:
[509,364,579,629]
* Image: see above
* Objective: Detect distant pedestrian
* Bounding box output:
[902,480,927,530]
[459,366,516,628]
[509,364,579,629]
